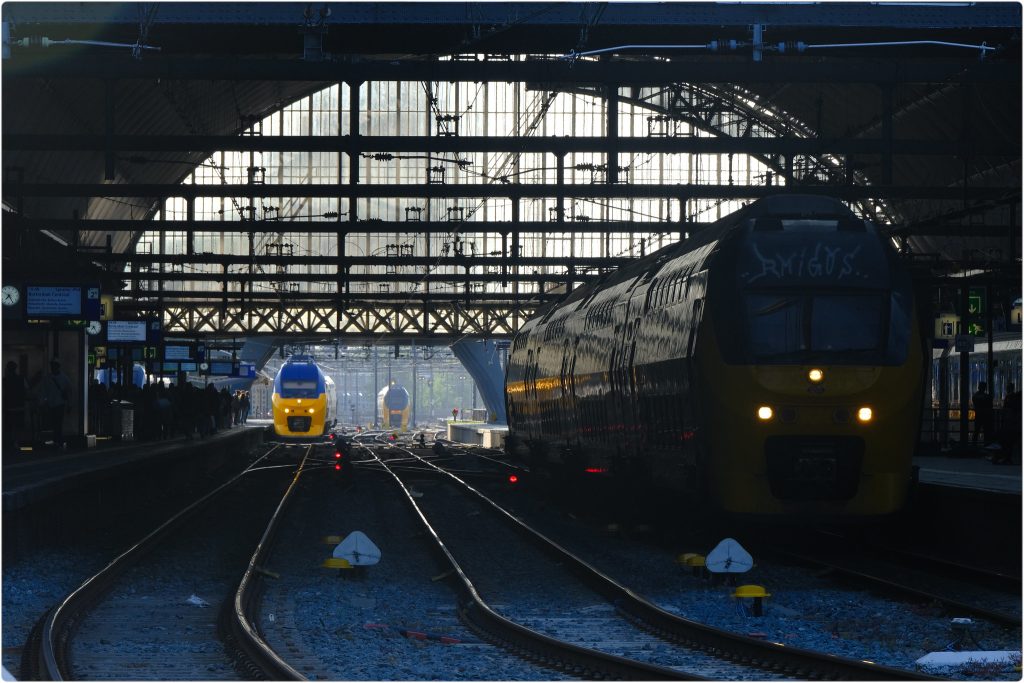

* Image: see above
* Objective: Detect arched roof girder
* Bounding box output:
[552,81,900,225]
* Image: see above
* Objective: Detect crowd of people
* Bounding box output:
[3,360,72,450]
[3,357,257,451]
[971,381,1021,464]
[90,381,251,442]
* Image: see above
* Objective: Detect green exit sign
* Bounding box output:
[967,288,985,317]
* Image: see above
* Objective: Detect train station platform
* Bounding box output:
[447,421,508,448]
[913,453,1021,495]
[2,425,267,513]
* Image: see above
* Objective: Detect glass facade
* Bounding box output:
[139,80,785,300]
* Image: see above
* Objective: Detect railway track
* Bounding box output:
[769,532,1022,629]
[20,444,308,681]
[360,441,934,681]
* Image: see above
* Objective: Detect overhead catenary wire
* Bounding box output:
[564,38,997,60]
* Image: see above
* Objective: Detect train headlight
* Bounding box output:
[284,408,291,414]
[757,406,774,421]
[307,407,315,414]
[857,407,873,423]
[808,368,824,383]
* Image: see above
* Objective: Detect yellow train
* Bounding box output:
[377,383,411,431]
[272,355,336,437]
[506,195,927,520]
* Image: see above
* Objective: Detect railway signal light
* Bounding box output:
[507,474,519,485]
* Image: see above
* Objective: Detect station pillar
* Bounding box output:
[450,339,507,424]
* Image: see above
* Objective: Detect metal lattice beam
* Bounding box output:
[9,182,1013,201]
[10,217,685,234]
[4,56,1016,85]
[129,302,538,338]
[4,134,1007,157]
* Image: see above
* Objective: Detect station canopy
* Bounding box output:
[2,2,1020,337]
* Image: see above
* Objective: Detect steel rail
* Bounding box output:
[397,447,941,681]
[359,443,702,680]
[774,549,1021,630]
[223,447,314,681]
[22,444,285,681]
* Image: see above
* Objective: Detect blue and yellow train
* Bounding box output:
[506,195,928,520]
[272,355,337,437]
[377,383,411,431]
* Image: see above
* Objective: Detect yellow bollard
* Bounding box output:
[684,554,707,579]
[322,557,353,569]
[732,584,771,616]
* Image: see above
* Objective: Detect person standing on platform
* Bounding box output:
[3,361,28,451]
[240,391,251,424]
[203,384,219,435]
[971,381,994,448]
[996,383,1021,465]
[38,360,72,449]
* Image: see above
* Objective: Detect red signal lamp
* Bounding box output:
[334,463,342,471]
[508,474,519,485]
[334,451,342,459]
[584,467,609,474]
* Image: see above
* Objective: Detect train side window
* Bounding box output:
[688,299,703,358]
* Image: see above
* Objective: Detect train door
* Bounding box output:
[682,296,705,495]
[559,338,571,443]
[627,317,643,449]
[569,336,580,446]
[608,331,621,432]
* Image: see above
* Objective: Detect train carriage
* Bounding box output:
[506,195,928,520]
[272,355,336,437]
[377,383,411,431]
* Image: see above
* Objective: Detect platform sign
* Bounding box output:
[107,320,147,342]
[84,286,101,320]
[164,344,193,361]
[967,288,985,317]
[954,335,975,353]
[210,361,234,375]
[100,294,115,320]
[146,319,162,343]
[27,286,81,316]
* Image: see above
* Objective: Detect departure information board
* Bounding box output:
[27,286,81,316]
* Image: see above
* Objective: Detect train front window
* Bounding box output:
[281,379,319,398]
[747,295,805,357]
[746,292,885,361]
[810,294,883,353]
